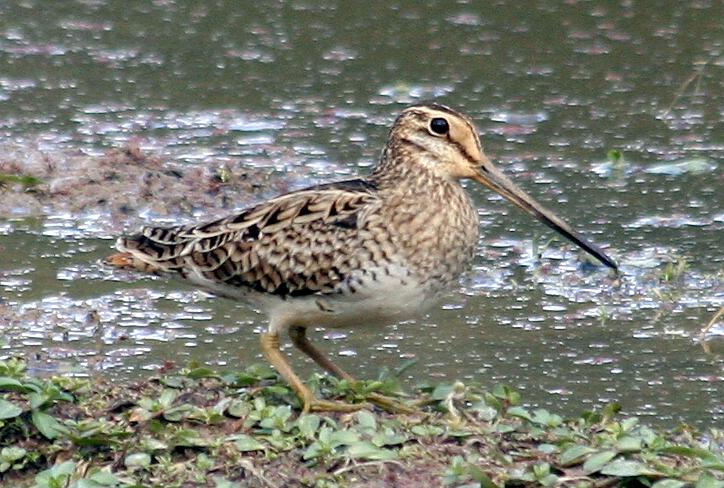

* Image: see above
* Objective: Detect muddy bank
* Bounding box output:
[0,141,295,234]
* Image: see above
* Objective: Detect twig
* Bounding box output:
[660,60,707,118]
[700,306,723,338]
[699,306,723,354]
[333,459,405,476]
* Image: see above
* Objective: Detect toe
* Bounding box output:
[366,392,418,414]
[305,399,372,413]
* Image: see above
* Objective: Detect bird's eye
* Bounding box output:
[429,117,449,136]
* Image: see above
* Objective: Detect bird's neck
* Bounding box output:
[370,142,457,193]
[369,157,480,291]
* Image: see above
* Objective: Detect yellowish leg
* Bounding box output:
[289,326,354,381]
[260,331,369,414]
[288,327,417,414]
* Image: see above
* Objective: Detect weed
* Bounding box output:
[661,257,689,282]
[0,361,720,486]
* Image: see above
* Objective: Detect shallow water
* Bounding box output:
[1,1,722,428]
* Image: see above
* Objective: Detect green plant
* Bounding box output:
[661,258,689,282]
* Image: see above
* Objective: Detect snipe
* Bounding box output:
[106,104,617,413]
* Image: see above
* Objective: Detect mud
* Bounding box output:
[0,141,291,233]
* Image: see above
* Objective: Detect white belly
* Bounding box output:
[271,282,432,333]
[195,264,437,334]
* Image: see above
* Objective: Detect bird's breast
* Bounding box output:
[375,180,480,294]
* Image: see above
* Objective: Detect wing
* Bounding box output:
[113,179,379,297]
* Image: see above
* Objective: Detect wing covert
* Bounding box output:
[116,179,379,297]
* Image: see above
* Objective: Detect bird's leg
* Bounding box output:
[289,326,354,380]
[288,327,417,414]
[260,331,369,414]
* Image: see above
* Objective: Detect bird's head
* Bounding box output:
[382,103,618,271]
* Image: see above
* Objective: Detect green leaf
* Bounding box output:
[162,404,194,422]
[616,436,642,452]
[170,428,209,447]
[0,173,43,187]
[560,445,597,466]
[696,472,722,488]
[317,426,331,444]
[124,452,151,468]
[652,480,687,488]
[448,430,474,438]
[467,464,499,488]
[0,446,27,462]
[227,399,250,418]
[431,383,455,400]
[0,377,27,392]
[184,367,218,379]
[0,446,26,473]
[158,389,178,408]
[607,149,623,165]
[600,459,654,477]
[491,384,520,404]
[533,462,550,477]
[32,410,68,439]
[531,409,562,427]
[303,442,324,461]
[411,424,444,437]
[86,470,121,485]
[346,441,397,460]
[602,403,621,421]
[0,399,23,419]
[34,460,76,486]
[621,417,639,432]
[583,451,617,474]
[507,406,533,422]
[372,430,407,447]
[297,414,321,439]
[469,400,498,421]
[77,478,120,488]
[537,444,558,454]
[77,481,105,488]
[491,423,516,434]
[29,391,47,410]
[355,410,377,432]
[660,446,718,463]
[330,430,359,447]
[231,434,265,452]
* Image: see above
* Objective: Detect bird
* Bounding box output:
[106,104,618,413]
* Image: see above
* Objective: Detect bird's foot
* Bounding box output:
[302,397,373,414]
[365,392,419,415]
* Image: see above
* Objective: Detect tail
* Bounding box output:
[104,227,194,275]
[105,219,242,278]
[104,249,163,274]
[104,251,136,269]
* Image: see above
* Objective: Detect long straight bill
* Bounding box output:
[472,158,618,271]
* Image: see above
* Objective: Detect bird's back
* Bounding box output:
[111,179,382,298]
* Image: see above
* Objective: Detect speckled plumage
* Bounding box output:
[108,104,616,413]
[114,106,481,330]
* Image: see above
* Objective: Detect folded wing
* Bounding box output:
[112,179,378,297]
